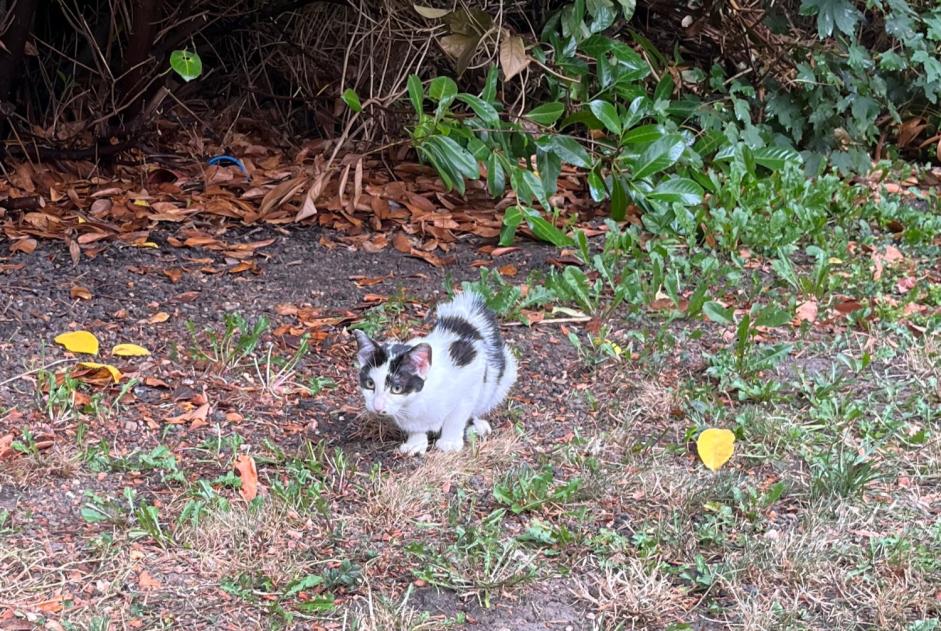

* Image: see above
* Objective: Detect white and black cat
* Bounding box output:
[353,291,517,455]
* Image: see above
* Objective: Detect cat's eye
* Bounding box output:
[364,377,375,390]
[390,384,404,395]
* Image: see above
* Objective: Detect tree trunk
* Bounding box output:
[118,0,162,120]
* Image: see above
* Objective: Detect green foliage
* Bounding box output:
[493,464,582,514]
[405,3,810,245]
[770,1,941,171]
[169,50,203,82]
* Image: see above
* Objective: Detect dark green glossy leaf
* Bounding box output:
[589,100,621,134]
[630,133,686,180]
[457,93,500,127]
[647,176,704,205]
[610,175,628,220]
[525,102,565,126]
[587,169,606,202]
[407,75,424,113]
[753,145,802,171]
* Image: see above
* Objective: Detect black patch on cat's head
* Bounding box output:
[387,343,431,394]
[436,316,482,340]
[353,330,387,367]
[354,330,389,389]
[449,339,477,366]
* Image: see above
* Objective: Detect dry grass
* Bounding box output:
[359,432,520,532]
[177,498,316,584]
[571,560,687,629]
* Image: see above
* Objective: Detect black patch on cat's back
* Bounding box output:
[436,316,482,340]
[449,339,477,366]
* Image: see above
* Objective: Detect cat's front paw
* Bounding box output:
[399,435,428,456]
[467,418,492,438]
[435,438,464,452]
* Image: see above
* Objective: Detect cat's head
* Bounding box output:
[353,330,431,417]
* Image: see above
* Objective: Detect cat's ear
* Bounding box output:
[353,329,378,366]
[405,343,432,379]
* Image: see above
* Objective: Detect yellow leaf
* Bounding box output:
[112,343,151,357]
[54,330,99,355]
[696,428,735,472]
[79,362,123,382]
[133,241,159,248]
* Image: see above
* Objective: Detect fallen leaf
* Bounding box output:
[795,300,818,324]
[235,454,258,501]
[70,286,92,300]
[895,276,916,293]
[54,330,100,355]
[498,264,518,277]
[138,571,162,590]
[393,233,412,254]
[696,428,735,472]
[834,298,863,315]
[0,434,14,459]
[78,362,123,383]
[10,237,37,254]
[871,245,904,281]
[165,402,210,425]
[148,311,170,324]
[112,343,151,357]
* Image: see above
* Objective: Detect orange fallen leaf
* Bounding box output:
[393,233,412,254]
[871,245,904,281]
[235,454,258,500]
[10,237,38,254]
[148,311,170,324]
[165,402,210,425]
[78,362,123,383]
[0,434,14,459]
[37,596,64,614]
[138,571,161,590]
[70,285,92,300]
[499,264,518,277]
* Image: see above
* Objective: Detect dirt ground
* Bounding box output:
[0,227,620,629]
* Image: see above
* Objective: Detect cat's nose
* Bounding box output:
[373,396,386,412]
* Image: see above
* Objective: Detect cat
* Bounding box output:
[353,291,517,455]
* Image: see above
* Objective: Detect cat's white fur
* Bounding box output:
[356,291,517,454]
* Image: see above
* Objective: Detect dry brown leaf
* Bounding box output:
[500,31,530,81]
[235,454,259,501]
[138,571,162,590]
[393,233,412,253]
[165,402,210,425]
[259,176,306,216]
[163,268,184,283]
[148,311,170,324]
[872,245,904,280]
[795,300,818,324]
[0,433,14,459]
[10,237,37,254]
